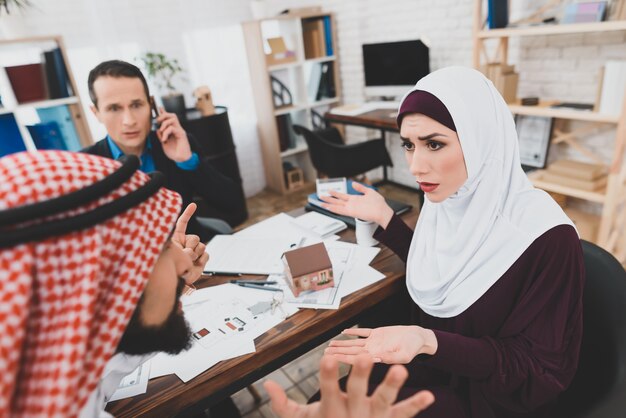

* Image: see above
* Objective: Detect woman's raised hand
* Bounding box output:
[319,182,394,228]
[325,326,438,365]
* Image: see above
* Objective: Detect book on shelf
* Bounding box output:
[307,62,323,102]
[597,60,626,116]
[561,1,607,24]
[5,63,48,104]
[0,113,27,157]
[42,47,73,99]
[316,61,336,101]
[276,114,297,151]
[487,0,509,29]
[322,16,333,56]
[302,17,327,58]
[37,105,82,151]
[27,121,68,151]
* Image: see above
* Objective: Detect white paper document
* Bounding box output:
[149,284,298,382]
[236,212,325,247]
[108,359,151,402]
[203,235,295,274]
[294,211,347,237]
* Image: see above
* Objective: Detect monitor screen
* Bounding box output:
[362,40,430,97]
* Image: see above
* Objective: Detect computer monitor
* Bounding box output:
[362,39,430,98]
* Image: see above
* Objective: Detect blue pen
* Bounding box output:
[230,280,277,285]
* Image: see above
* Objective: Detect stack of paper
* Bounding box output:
[149,284,298,383]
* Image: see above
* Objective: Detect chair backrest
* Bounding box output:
[555,240,626,418]
[292,124,344,174]
[292,124,392,178]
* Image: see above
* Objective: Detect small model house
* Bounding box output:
[282,242,334,297]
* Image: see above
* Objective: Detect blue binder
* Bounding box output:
[37,105,81,151]
[323,16,333,56]
[27,121,68,151]
[0,113,27,157]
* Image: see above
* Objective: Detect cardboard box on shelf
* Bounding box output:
[542,170,607,191]
[480,62,518,103]
[265,37,297,66]
[548,159,607,181]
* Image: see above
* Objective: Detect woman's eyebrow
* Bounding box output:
[399,133,447,141]
[417,133,447,141]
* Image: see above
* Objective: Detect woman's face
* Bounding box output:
[400,113,467,203]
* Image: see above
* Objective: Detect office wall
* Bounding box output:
[3,0,625,198]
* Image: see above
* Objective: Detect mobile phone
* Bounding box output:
[150,96,160,132]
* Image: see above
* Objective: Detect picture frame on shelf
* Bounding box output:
[514,115,554,172]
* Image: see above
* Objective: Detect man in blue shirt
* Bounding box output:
[82,60,244,242]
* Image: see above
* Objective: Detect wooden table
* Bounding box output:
[324,108,399,132]
[106,209,418,417]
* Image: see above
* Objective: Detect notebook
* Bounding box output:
[305,196,412,228]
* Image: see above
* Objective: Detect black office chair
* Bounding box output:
[554,240,626,418]
[292,125,392,179]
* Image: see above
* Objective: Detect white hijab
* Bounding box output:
[404,66,574,318]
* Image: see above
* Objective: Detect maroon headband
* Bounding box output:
[397,90,457,132]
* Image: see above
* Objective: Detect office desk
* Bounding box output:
[324,108,398,132]
[106,209,418,418]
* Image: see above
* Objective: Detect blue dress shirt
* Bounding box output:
[106,135,199,173]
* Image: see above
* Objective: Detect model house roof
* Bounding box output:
[283,242,332,277]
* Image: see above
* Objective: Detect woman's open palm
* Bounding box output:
[325,326,435,365]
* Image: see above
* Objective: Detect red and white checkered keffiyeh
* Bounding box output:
[0,151,182,417]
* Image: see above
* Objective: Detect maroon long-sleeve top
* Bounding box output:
[372,214,585,418]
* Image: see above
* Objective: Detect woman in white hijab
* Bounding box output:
[321,66,584,418]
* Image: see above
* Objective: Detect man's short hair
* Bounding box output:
[88,60,150,108]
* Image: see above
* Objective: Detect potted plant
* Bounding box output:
[137,52,187,121]
[0,0,31,15]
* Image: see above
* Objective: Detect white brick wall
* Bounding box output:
[3,0,625,203]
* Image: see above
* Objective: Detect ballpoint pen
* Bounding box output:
[230,280,277,285]
[203,271,242,277]
[236,283,282,292]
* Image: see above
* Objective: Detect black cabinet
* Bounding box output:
[182,106,248,227]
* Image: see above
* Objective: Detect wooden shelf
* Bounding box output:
[310,97,339,107]
[280,143,308,157]
[11,96,81,112]
[304,55,336,64]
[508,101,620,123]
[528,170,606,203]
[274,104,308,116]
[268,61,302,72]
[478,20,626,38]
[273,98,339,116]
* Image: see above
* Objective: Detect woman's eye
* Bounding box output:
[427,141,444,151]
[401,141,415,151]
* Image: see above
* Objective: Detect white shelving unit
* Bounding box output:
[0,36,93,154]
[243,12,341,194]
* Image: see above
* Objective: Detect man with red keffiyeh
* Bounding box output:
[0,151,433,418]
